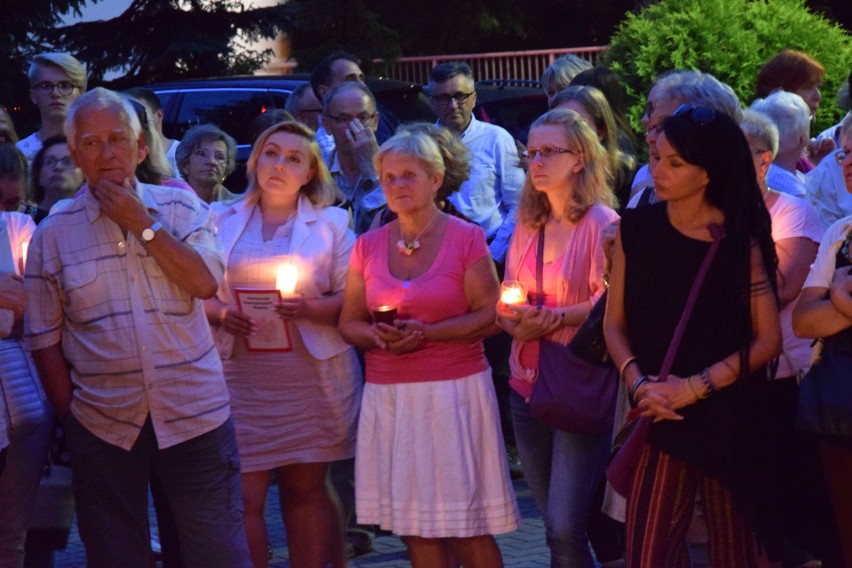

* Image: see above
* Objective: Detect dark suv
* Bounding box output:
[145,74,545,188]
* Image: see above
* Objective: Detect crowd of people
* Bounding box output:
[0,45,849,568]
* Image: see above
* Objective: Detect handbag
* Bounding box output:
[528,224,618,434]
[0,337,46,432]
[606,223,725,496]
[795,327,852,438]
[568,289,611,365]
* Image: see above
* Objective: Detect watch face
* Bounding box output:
[142,228,155,242]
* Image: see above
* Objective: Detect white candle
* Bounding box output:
[20,242,28,275]
[276,263,298,296]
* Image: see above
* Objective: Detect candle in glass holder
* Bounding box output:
[370,304,397,325]
[276,263,298,297]
[500,281,527,306]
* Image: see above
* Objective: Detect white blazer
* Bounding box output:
[212,194,354,361]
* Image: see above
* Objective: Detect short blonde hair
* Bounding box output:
[395,122,469,201]
[245,121,341,207]
[29,52,87,92]
[374,130,446,179]
[519,109,617,228]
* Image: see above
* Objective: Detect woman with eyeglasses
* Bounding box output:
[175,123,239,203]
[604,105,782,566]
[495,109,619,568]
[793,118,852,567]
[29,136,84,223]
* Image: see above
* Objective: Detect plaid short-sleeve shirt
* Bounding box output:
[25,181,230,450]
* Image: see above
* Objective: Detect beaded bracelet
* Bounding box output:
[697,367,716,395]
[685,375,701,399]
[629,375,651,408]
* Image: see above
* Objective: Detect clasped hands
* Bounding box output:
[371,319,426,354]
[633,375,700,422]
[496,302,561,342]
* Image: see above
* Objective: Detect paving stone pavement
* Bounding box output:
[53,478,551,567]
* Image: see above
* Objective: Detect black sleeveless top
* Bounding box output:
[621,203,774,532]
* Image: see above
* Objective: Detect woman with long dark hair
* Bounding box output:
[604,105,782,566]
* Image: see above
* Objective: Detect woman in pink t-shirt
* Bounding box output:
[497,109,619,568]
[339,130,519,568]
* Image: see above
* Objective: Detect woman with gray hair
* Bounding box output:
[175,124,238,203]
[742,109,827,568]
[340,129,519,568]
[751,91,812,199]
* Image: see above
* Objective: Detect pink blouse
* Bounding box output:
[350,216,491,384]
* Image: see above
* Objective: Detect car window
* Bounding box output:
[172,89,289,147]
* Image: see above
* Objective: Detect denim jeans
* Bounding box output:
[0,412,52,568]
[511,391,611,568]
[64,414,251,568]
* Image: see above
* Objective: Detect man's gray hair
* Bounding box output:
[428,62,475,89]
[322,81,377,115]
[740,109,780,158]
[654,70,743,122]
[65,87,141,150]
[286,83,314,114]
[750,91,810,152]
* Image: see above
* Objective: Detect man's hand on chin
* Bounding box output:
[92,177,152,235]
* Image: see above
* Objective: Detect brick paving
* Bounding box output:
[53,478,551,567]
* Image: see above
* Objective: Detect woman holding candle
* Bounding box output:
[604,106,781,565]
[339,130,519,568]
[0,157,50,567]
[495,109,619,568]
[206,121,360,568]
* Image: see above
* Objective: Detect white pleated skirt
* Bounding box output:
[355,369,520,538]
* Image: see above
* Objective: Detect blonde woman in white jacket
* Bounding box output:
[206,121,360,568]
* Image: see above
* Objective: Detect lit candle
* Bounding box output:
[20,242,28,276]
[500,281,527,305]
[276,263,298,297]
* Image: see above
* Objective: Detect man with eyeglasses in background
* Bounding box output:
[322,81,385,235]
[427,62,526,484]
[427,62,524,266]
[17,52,87,162]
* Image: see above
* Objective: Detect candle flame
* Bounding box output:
[276,263,298,296]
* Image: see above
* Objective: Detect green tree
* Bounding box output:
[603,0,852,133]
[48,0,296,87]
[0,0,95,131]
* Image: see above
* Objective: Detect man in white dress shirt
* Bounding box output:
[427,62,524,265]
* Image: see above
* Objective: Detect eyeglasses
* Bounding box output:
[327,112,377,125]
[836,150,849,165]
[44,156,75,169]
[430,92,475,107]
[297,108,323,115]
[32,81,78,97]
[672,104,717,126]
[522,146,577,160]
[192,148,227,164]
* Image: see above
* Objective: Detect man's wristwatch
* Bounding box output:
[141,221,164,244]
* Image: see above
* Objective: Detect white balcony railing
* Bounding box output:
[373,46,608,85]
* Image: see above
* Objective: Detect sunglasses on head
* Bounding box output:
[672,104,717,126]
